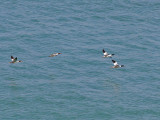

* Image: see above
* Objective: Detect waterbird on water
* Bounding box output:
[111,60,124,68]
[102,49,114,58]
[49,53,62,57]
[10,56,22,63]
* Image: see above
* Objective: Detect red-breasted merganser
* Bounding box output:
[49,53,61,57]
[102,49,114,58]
[111,60,124,68]
[10,56,22,63]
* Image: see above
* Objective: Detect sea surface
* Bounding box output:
[0,0,160,120]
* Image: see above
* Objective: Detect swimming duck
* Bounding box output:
[102,49,114,58]
[10,56,22,63]
[111,60,124,68]
[49,53,61,57]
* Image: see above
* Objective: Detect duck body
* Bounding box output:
[10,56,22,63]
[111,60,124,68]
[49,53,61,57]
[102,49,114,58]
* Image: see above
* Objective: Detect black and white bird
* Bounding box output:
[102,49,114,58]
[10,56,22,63]
[111,60,124,68]
[49,53,61,57]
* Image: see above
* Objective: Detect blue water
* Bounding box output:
[0,0,160,119]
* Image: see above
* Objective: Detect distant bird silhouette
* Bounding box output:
[49,53,61,57]
[102,49,114,58]
[10,56,22,63]
[111,60,124,68]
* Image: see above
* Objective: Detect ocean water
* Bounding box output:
[0,0,160,119]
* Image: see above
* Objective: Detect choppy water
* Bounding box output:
[0,0,160,119]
